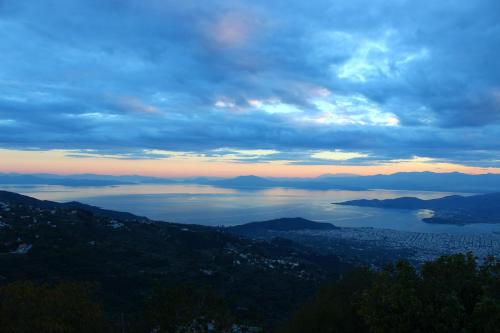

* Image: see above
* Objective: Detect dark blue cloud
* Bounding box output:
[0,0,499,167]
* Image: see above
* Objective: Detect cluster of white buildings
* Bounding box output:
[224,244,308,279]
[294,227,500,261]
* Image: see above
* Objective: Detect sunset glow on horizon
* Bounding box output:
[1,149,499,178]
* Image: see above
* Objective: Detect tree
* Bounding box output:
[279,254,500,333]
[358,261,425,333]
[278,268,375,333]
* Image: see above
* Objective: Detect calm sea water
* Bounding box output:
[3,184,500,234]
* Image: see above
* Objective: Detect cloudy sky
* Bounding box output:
[1,0,500,177]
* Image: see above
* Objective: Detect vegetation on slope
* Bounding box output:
[280,253,500,333]
[0,190,349,330]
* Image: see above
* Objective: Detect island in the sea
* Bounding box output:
[335,192,500,225]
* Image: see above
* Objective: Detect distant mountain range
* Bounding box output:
[337,192,500,225]
[2,171,500,192]
[212,175,275,188]
[0,174,134,186]
[205,172,500,192]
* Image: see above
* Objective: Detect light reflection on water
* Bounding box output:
[2,184,499,235]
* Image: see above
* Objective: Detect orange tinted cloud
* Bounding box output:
[117,96,159,114]
[212,12,250,46]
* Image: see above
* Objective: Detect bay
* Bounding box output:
[3,184,499,234]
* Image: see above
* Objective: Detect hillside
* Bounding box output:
[336,192,500,224]
[0,190,350,329]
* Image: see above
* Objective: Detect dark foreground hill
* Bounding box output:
[336,192,500,224]
[1,191,499,332]
[0,190,351,331]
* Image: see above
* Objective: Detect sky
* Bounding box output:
[0,0,500,177]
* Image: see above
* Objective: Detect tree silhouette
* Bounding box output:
[280,254,500,333]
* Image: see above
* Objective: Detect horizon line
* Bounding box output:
[0,170,499,179]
